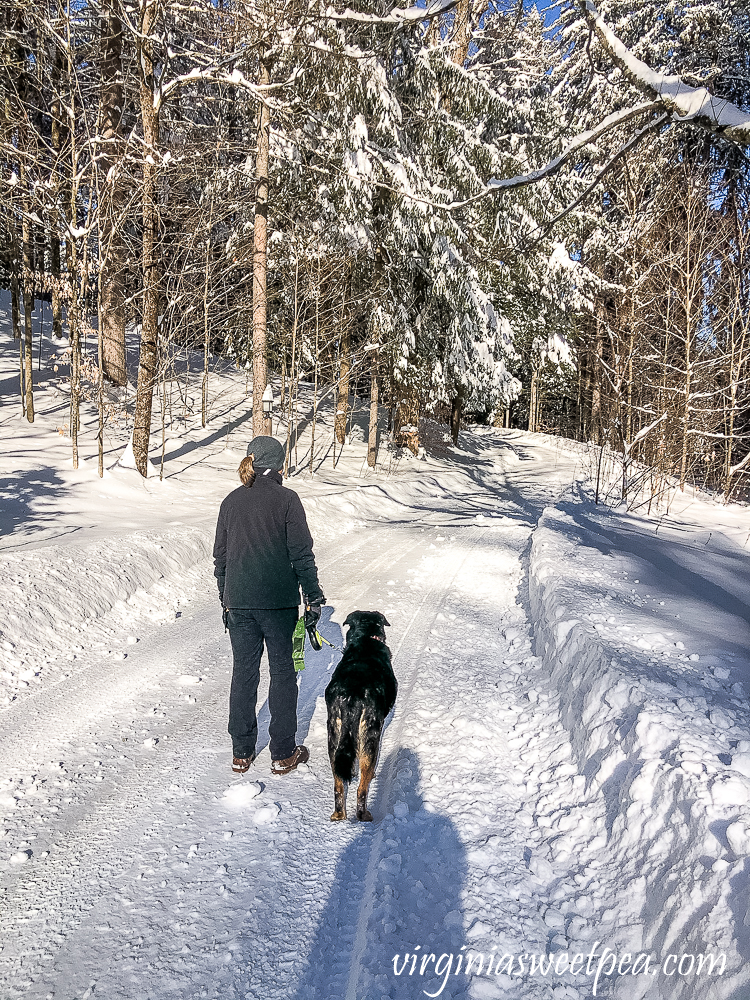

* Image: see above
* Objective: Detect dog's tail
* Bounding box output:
[332,702,362,783]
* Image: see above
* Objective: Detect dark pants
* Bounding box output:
[227,607,300,762]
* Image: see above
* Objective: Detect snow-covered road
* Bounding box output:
[0,435,580,1000]
[1,431,749,1000]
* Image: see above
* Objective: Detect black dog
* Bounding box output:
[325,611,397,822]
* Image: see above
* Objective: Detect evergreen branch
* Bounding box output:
[445,100,662,209]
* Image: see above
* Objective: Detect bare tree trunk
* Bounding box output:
[12,236,24,415]
[11,7,35,425]
[284,256,299,473]
[9,214,24,415]
[450,386,463,444]
[591,307,605,444]
[625,248,636,445]
[160,360,167,479]
[528,369,537,433]
[367,334,380,467]
[387,349,395,436]
[309,253,320,474]
[251,53,271,437]
[65,22,81,466]
[132,1,160,477]
[49,25,64,342]
[335,320,351,445]
[96,261,105,478]
[67,236,81,465]
[99,0,127,385]
[449,0,472,67]
[679,289,693,491]
[723,207,749,499]
[678,189,706,494]
[20,170,34,423]
[10,254,20,342]
[201,191,215,428]
[202,257,210,427]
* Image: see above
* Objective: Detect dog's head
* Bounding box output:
[343,611,390,643]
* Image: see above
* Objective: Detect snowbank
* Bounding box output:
[0,526,211,705]
[529,504,750,998]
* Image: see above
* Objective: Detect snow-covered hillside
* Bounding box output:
[1,297,750,1000]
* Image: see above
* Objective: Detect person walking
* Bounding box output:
[213,435,325,775]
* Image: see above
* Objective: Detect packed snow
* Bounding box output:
[1,295,749,1000]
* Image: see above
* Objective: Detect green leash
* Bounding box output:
[292,616,307,672]
[292,617,342,672]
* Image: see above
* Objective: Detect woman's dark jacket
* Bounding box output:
[213,469,325,609]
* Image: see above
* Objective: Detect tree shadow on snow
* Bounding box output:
[289,749,470,1000]
[559,499,750,634]
[432,433,556,526]
[159,403,255,468]
[0,465,71,542]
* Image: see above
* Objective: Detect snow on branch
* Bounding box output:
[156,67,299,112]
[729,449,750,478]
[447,100,662,209]
[577,0,750,145]
[324,0,458,25]
[624,412,667,457]
[304,101,661,216]
[521,112,670,248]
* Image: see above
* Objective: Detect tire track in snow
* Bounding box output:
[332,519,580,1000]
[321,447,583,1000]
[339,528,489,1000]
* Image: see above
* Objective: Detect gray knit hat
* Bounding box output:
[246,435,285,470]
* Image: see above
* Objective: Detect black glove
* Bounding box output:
[304,602,322,650]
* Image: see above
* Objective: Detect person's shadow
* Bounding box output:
[254,606,343,753]
[290,748,468,1000]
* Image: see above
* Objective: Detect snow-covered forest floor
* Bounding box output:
[2,298,750,1000]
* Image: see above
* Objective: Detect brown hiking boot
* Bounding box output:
[271,745,309,775]
[232,754,255,773]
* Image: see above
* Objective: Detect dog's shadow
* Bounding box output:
[289,748,468,1000]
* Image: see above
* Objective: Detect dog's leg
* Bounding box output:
[328,716,347,821]
[356,746,377,822]
[331,775,347,821]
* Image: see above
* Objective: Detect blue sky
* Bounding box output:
[530,0,563,27]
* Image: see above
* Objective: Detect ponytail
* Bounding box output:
[239,454,256,488]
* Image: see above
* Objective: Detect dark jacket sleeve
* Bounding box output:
[285,493,325,604]
[213,503,227,602]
